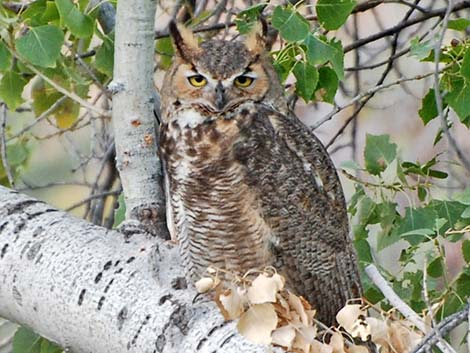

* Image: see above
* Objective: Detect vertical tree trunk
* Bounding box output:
[111,0,167,237]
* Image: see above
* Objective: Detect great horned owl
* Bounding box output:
[159,21,362,325]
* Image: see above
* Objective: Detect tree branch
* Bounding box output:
[0,186,283,353]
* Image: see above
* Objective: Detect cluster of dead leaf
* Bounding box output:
[196,267,423,353]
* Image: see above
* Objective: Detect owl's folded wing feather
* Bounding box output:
[233,105,362,325]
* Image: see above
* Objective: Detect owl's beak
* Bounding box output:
[215,82,226,111]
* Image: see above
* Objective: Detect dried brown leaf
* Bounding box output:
[248,273,284,304]
[271,325,296,349]
[218,288,246,320]
[237,303,278,344]
[195,277,215,293]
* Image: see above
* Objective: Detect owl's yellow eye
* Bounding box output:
[234,75,254,88]
[188,75,207,87]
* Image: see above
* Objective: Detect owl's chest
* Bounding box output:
[160,109,272,276]
[160,110,240,183]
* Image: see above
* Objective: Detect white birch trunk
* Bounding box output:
[110,0,167,237]
[0,186,282,353]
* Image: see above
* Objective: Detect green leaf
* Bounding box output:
[13,327,41,353]
[293,62,318,102]
[16,25,64,68]
[272,6,310,42]
[22,0,47,26]
[456,268,470,297]
[7,142,29,167]
[235,3,267,34]
[0,41,12,71]
[364,134,397,175]
[113,193,126,228]
[316,0,356,30]
[410,37,433,60]
[304,34,344,79]
[447,19,470,31]
[460,48,470,83]
[461,207,470,219]
[417,186,427,201]
[394,207,438,245]
[462,240,470,262]
[40,338,62,353]
[354,238,373,264]
[155,37,173,71]
[431,199,470,230]
[418,89,441,125]
[444,76,470,125]
[427,257,444,278]
[315,67,338,103]
[55,0,94,38]
[0,72,27,110]
[42,2,61,23]
[455,189,470,205]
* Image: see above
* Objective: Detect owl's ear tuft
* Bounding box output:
[168,21,200,61]
[244,18,276,54]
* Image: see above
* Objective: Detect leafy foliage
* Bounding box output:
[348,133,470,318]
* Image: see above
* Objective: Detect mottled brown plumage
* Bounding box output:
[159,21,362,325]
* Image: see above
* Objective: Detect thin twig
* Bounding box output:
[24,63,110,117]
[6,96,68,143]
[0,104,14,187]
[65,189,121,212]
[344,1,470,53]
[313,71,436,130]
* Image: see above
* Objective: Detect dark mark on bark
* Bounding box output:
[0,243,9,259]
[47,220,60,227]
[26,208,57,221]
[32,226,44,238]
[117,306,128,330]
[126,256,136,264]
[196,337,207,350]
[170,306,189,335]
[155,334,166,352]
[12,286,22,306]
[159,294,173,305]
[0,243,8,258]
[103,260,113,270]
[171,277,187,290]
[0,221,8,233]
[114,260,120,266]
[130,314,151,347]
[26,242,42,261]
[219,333,235,348]
[6,200,44,215]
[104,278,114,293]
[94,272,103,284]
[115,268,123,274]
[208,322,226,337]
[97,296,106,310]
[78,289,86,305]
[13,220,26,233]
[34,253,43,264]
[20,241,31,258]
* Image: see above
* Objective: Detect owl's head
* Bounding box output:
[160,21,286,122]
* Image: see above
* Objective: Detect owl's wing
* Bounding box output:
[233,105,362,325]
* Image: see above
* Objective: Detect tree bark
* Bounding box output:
[0,186,283,353]
[110,0,167,238]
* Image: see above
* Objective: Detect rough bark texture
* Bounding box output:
[0,186,283,353]
[110,0,167,238]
